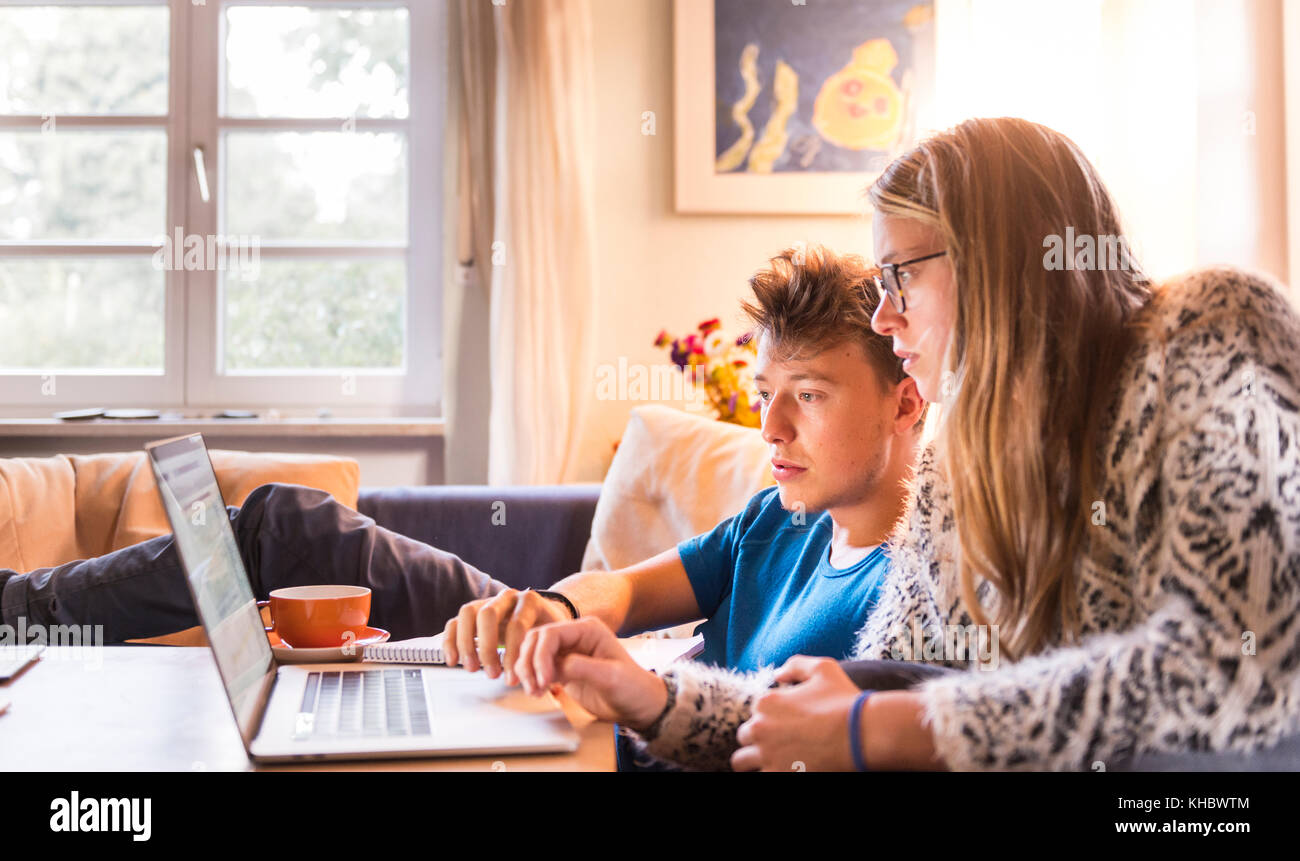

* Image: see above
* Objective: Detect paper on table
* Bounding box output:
[619,635,704,673]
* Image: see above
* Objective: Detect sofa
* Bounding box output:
[357,482,601,591]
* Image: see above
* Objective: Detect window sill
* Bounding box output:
[0,417,446,439]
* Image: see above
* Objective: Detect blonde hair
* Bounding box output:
[868,117,1153,659]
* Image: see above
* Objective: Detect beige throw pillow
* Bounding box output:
[582,404,774,573]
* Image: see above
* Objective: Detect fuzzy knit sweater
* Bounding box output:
[633,265,1300,771]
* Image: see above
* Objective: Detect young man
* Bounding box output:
[3,246,919,674]
[443,245,927,685]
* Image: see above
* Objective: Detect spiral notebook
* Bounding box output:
[363,632,704,672]
[362,633,452,664]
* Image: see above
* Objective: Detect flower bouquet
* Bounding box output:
[654,318,761,428]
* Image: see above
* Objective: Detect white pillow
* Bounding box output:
[582,404,774,573]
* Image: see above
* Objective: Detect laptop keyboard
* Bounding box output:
[295,669,431,739]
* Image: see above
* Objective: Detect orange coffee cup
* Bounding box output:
[257,585,371,648]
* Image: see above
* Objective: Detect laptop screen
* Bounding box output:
[147,434,273,744]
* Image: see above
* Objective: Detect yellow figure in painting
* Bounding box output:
[714,45,800,174]
[812,37,903,151]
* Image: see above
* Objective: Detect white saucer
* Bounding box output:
[267,627,390,664]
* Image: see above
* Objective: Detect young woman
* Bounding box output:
[509,116,1300,770]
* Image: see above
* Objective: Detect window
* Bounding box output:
[0,0,444,414]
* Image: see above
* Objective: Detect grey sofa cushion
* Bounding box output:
[357,484,601,591]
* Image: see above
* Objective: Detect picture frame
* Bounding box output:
[673,0,936,214]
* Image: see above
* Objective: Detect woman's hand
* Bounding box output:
[731,656,863,772]
[733,656,947,771]
[513,617,668,731]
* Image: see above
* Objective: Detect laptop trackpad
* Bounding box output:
[424,668,579,750]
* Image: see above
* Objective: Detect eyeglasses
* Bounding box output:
[871,250,947,313]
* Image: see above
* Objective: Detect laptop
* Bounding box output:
[145,433,580,763]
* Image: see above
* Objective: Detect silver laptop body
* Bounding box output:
[145,433,580,763]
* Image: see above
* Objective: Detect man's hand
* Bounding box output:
[731,656,861,772]
[513,617,668,730]
[442,588,572,684]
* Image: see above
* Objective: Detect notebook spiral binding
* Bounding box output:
[362,644,447,664]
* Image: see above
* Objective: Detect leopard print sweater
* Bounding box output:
[634,265,1300,771]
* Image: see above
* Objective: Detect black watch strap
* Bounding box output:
[531,589,579,620]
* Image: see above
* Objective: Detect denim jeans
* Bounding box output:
[0,483,508,644]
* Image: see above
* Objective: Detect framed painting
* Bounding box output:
[674,0,936,214]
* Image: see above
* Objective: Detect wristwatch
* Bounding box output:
[529,588,579,620]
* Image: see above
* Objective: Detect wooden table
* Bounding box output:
[0,646,615,771]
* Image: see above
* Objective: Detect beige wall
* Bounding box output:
[572,0,872,480]
[442,0,1293,485]
[566,0,1294,483]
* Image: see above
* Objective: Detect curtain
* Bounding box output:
[445,0,598,485]
[932,0,1288,283]
[486,0,598,484]
[443,0,497,483]
[454,0,497,283]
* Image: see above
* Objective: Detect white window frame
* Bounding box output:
[0,0,443,415]
[0,0,185,410]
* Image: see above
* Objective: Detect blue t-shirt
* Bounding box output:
[676,486,889,673]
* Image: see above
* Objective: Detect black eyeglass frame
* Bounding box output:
[871,250,947,313]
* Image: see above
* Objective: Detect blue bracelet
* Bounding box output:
[849,689,875,772]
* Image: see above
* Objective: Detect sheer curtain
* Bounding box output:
[917,0,1289,452]
[448,0,598,485]
[488,0,598,484]
[930,0,1288,283]
[444,0,496,484]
